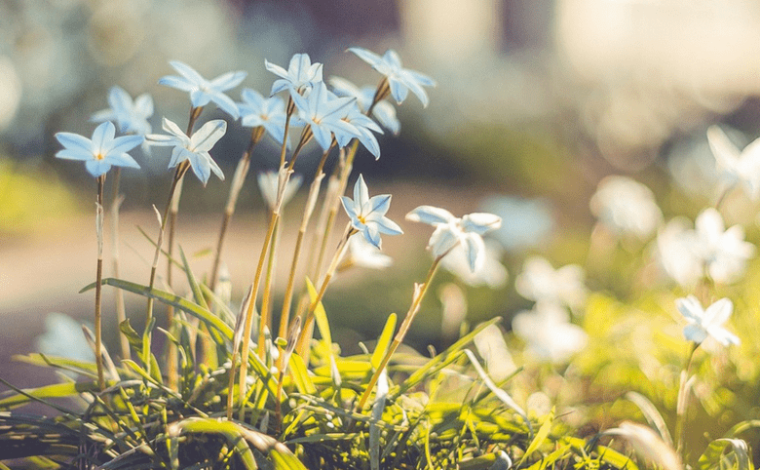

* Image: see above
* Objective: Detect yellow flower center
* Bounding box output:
[358,214,367,225]
[95,153,105,160]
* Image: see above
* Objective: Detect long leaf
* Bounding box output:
[519,408,553,465]
[0,382,97,410]
[698,438,752,470]
[82,278,279,397]
[370,313,396,371]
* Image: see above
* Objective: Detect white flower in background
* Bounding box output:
[440,240,508,289]
[257,171,302,211]
[512,302,587,364]
[91,86,153,137]
[147,118,226,185]
[676,296,740,347]
[345,235,393,270]
[474,323,515,382]
[406,206,501,272]
[655,217,703,288]
[707,125,760,200]
[36,313,95,363]
[515,256,586,309]
[692,208,754,284]
[480,195,554,252]
[589,175,663,240]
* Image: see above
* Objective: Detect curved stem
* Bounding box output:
[94,174,106,390]
[295,224,356,358]
[277,147,333,353]
[676,342,700,461]
[357,255,443,412]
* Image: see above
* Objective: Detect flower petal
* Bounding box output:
[462,213,502,235]
[169,61,205,85]
[191,120,227,152]
[209,71,247,91]
[406,205,456,225]
[56,132,93,154]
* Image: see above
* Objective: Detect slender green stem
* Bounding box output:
[210,127,265,292]
[165,106,203,390]
[258,215,280,359]
[676,342,700,461]
[277,146,333,354]
[295,224,356,358]
[94,174,106,390]
[357,255,444,411]
[238,137,309,419]
[109,168,130,360]
[145,162,190,363]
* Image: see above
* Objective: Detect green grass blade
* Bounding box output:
[370,313,396,371]
[179,245,208,310]
[519,408,553,465]
[698,438,752,470]
[0,381,97,410]
[289,353,316,395]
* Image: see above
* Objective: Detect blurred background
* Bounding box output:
[3,0,760,406]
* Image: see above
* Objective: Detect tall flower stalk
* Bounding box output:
[54,121,143,389]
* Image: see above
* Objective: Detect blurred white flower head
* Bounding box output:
[515,256,586,309]
[512,302,587,364]
[655,217,703,288]
[676,296,739,347]
[481,196,554,252]
[707,125,760,200]
[474,323,515,382]
[692,208,754,284]
[257,170,302,211]
[345,235,393,270]
[440,239,508,289]
[589,175,663,240]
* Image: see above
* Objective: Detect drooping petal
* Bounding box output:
[462,213,502,235]
[85,159,111,177]
[310,124,333,151]
[190,89,213,108]
[406,206,456,225]
[388,77,409,104]
[676,296,703,323]
[363,224,382,249]
[683,324,708,344]
[428,224,460,257]
[108,153,141,170]
[210,92,240,119]
[462,232,486,272]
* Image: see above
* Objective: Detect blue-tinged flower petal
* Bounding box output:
[189,89,213,108]
[210,92,240,120]
[374,216,403,236]
[683,324,708,343]
[55,132,93,154]
[264,59,290,79]
[191,120,227,152]
[135,93,154,117]
[348,47,383,68]
[368,194,391,214]
[187,152,211,184]
[56,149,91,160]
[354,174,369,207]
[388,78,409,105]
[349,47,435,107]
[311,125,333,151]
[109,134,145,155]
[406,206,456,225]
[340,196,358,220]
[462,232,486,272]
[85,159,112,177]
[209,71,247,91]
[108,153,141,169]
[158,75,195,92]
[364,224,382,249]
[429,224,459,257]
[462,213,502,235]
[92,122,116,154]
[169,61,206,83]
